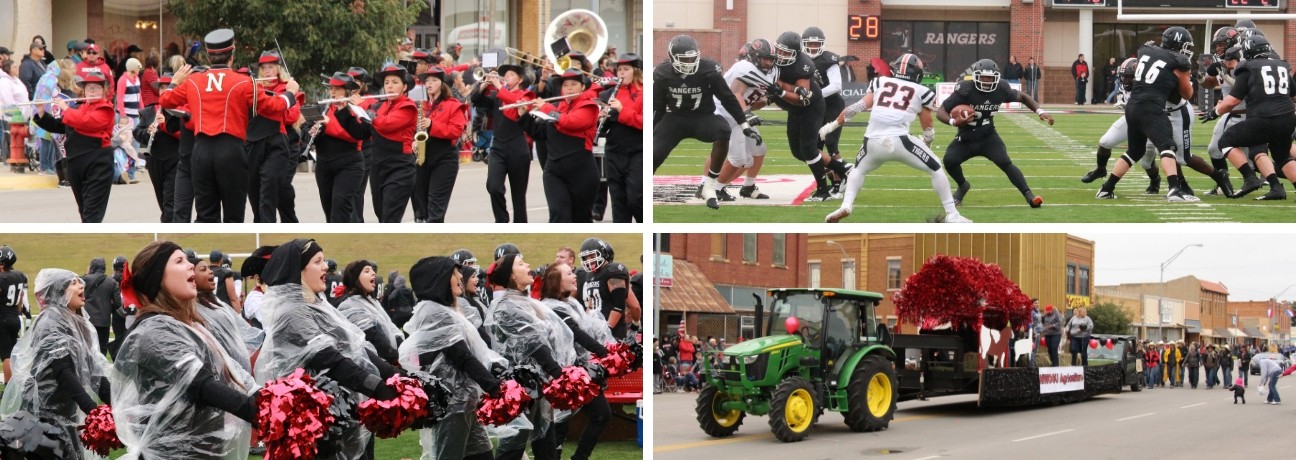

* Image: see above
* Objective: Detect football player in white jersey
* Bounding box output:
[700,39,780,201]
[820,54,970,223]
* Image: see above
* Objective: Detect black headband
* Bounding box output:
[263,239,323,287]
[131,241,182,303]
[489,254,517,288]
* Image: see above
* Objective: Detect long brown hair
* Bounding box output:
[539,263,572,301]
[132,241,203,325]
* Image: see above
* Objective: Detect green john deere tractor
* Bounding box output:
[695,288,899,442]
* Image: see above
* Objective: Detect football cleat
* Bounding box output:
[1026,193,1044,208]
[1167,188,1201,202]
[1095,190,1117,199]
[701,178,720,209]
[825,208,851,223]
[1146,175,1161,194]
[953,181,972,206]
[1233,174,1265,198]
[717,187,737,202]
[740,184,770,199]
[1080,168,1107,183]
[1256,187,1287,201]
[944,213,973,223]
[805,188,835,202]
[1210,170,1235,197]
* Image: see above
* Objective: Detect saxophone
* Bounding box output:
[413,98,428,166]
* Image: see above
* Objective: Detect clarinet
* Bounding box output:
[301,118,327,161]
[594,78,622,145]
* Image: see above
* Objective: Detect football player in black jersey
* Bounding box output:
[0,245,28,382]
[324,258,344,306]
[1202,35,1296,201]
[1097,27,1196,202]
[578,238,634,340]
[769,31,854,201]
[937,59,1053,208]
[654,34,762,209]
[803,27,849,192]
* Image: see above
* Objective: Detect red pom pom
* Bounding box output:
[594,342,636,378]
[331,284,346,299]
[79,405,123,456]
[542,366,601,411]
[357,375,429,438]
[477,380,532,426]
[257,368,335,460]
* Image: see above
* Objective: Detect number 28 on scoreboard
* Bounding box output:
[848,15,880,41]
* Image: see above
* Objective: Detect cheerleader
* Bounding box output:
[412,67,469,223]
[520,69,600,223]
[193,255,260,377]
[32,69,115,223]
[401,256,507,460]
[0,269,110,459]
[603,54,644,223]
[133,72,182,223]
[365,65,419,223]
[255,239,403,459]
[539,263,612,460]
[458,265,491,344]
[313,72,370,223]
[336,260,403,365]
[487,254,576,460]
[111,241,258,459]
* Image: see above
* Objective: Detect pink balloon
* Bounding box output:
[1106,339,1115,350]
[785,317,800,335]
[1089,339,1099,349]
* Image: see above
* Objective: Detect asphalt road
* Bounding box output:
[653,375,1292,459]
[0,161,594,223]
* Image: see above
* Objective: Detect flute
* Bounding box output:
[5,97,98,107]
[316,94,396,105]
[500,94,580,110]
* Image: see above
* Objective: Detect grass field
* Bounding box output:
[654,109,1296,223]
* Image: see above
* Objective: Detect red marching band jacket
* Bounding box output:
[158,66,295,141]
[613,82,643,130]
[535,91,600,150]
[371,94,417,154]
[322,103,364,148]
[256,80,305,136]
[35,98,115,151]
[420,97,469,142]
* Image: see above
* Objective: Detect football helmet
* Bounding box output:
[668,35,701,76]
[494,243,522,261]
[891,53,925,83]
[737,42,751,62]
[579,238,615,272]
[1234,19,1257,30]
[0,246,14,269]
[801,27,826,58]
[1212,26,1238,56]
[1242,35,1275,60]
[970,59,1000,92]
[748,38,776,73]
[451,249,477,267]
[1161,26,1194,59]
[112,256,127,272]
[1119,57,1138,91]
[326,258,337,272]
[1222,44,1243,62]
[774,31,800,67]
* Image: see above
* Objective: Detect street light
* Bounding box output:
[1159,244,1203,342]
[1268,283,1296,344]
[825,240,851,289]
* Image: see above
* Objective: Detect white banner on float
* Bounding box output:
[1038,366,1085,394]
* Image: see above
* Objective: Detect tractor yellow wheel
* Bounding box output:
[768,376,816,442]
[845,355,899,432]
[696,386,745,437]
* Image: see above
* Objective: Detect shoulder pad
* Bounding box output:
[823,51,841,63]
[603,263,630,279]
[954,80,973,96]
[698,58,723,76]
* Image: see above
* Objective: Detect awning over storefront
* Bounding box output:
[1207,328,1229,338]
[1228,328,1247,338]
[1245,327,1265,338]
[659,259,736,314]
[1186,320,1202,333]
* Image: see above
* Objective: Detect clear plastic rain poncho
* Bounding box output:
[458,297,485,330]
[110,314,252,459]
[542,297,614,358]
[0,269,109,460]
[487,289,577,445]
[338,294,404,358]
[196,298,257,387]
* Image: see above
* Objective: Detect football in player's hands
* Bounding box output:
[949,104,975,126]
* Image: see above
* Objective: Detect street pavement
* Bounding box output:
[653,373,1292,459]
[0,161,602,223]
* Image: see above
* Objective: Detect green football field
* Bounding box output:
[653,109,1296,223]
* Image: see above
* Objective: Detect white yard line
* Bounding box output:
[1116,412,1156,421]
[1013,429,1075,442]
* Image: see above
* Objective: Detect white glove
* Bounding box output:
[922,127,935,146]
[818,120,841,140]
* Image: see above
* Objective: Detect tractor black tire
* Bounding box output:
[768,376,816,442]
[844,355,898,432]
[1131,372,1143,392]
[696,385,745,438]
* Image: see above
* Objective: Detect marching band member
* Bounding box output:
[346,66,374,222]
[159,28,299,223]
[313,72,369,223]
[602,53,643,223]
[367,64,419,223]
[133,72,181,223]
[412,66,469,223]
[521,69,601,223]
[246,50,303,223]
[32,69,115,223]
[471,62,533,223]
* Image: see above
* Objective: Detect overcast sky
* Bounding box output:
[1075,232,1296,303]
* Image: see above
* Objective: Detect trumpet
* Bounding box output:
[316,94,396,105]
[473,67,499,80]
[500,94,580,110]
[5,97,97,108]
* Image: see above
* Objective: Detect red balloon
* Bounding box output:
[1105,339,1115,350]
[785,317,800,335]
[1089,339,1099,349]
[1040,337,1047,346]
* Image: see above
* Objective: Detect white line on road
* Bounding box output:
[1013,429,1075,442]
[913,456,943,460]
[1181,403,1206,409]
[1116,412,1156,421]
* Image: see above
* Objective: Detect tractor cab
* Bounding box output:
[765,288,885,382]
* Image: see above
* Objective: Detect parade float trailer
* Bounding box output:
[695,256,1129,443]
